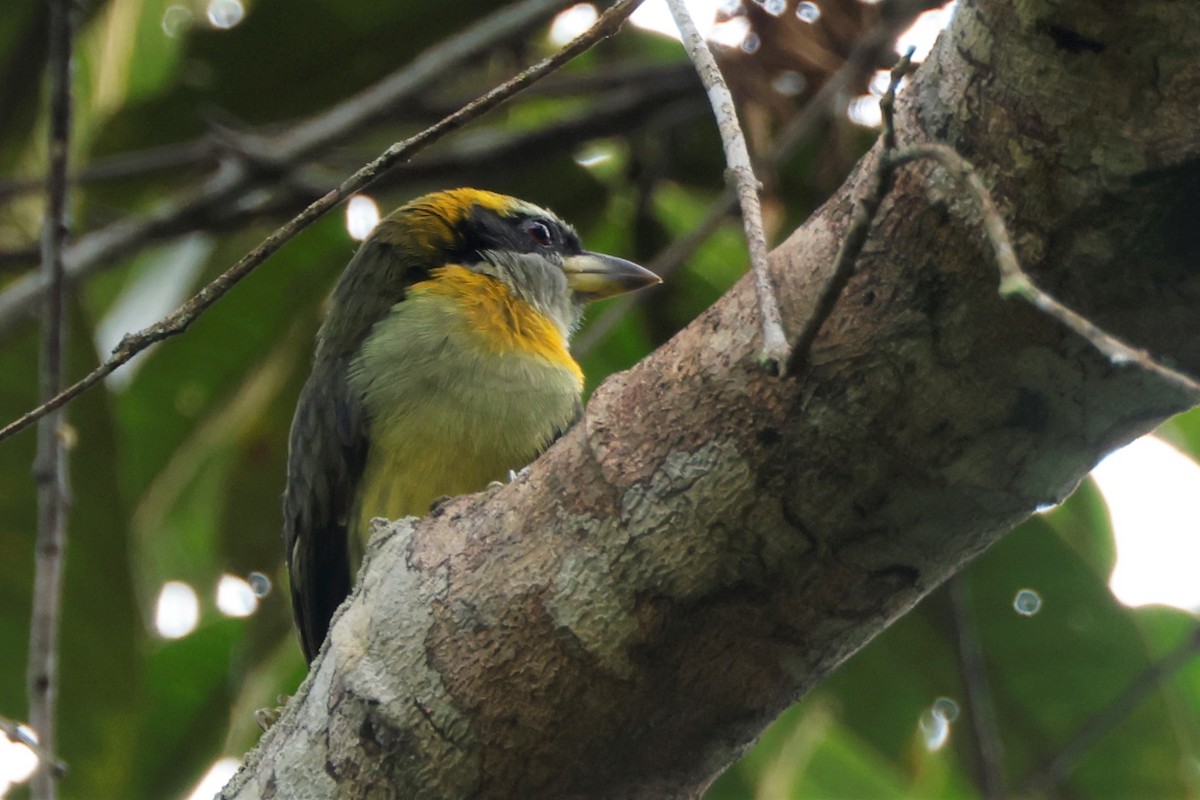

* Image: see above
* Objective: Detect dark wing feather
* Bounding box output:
[283,238,429,662]
[283,353,366,661]
[553,398,584,443]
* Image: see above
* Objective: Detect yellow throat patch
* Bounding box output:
[410,265,584,385]
[350,263,584,553]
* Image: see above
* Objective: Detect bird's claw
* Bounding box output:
[255,694,291,731]
[428,494,454,516]
[485,467,530,495]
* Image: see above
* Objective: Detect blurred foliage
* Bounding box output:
[1,1,1198,798]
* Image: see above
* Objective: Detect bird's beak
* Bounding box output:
[562,251,662,300]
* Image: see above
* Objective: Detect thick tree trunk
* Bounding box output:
[222,0,1200,797]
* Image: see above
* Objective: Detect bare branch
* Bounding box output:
[0,0,644,446]
[0,138,213,205]
[786,48,915,376]
[1018,626,1200,795]
[27,0,74,796]
[785,48,1200,400]
[948,578,1007,800]
[666,0,789,374]
[0,0,573,337]
[577,0,940,356]
[0,62,696,215]
[885,143,1200,398]
[0,70,700,283]
[772,0,945,155]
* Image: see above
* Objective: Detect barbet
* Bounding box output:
[283,188,660,661]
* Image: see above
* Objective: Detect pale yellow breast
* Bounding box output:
[348,268,583,553]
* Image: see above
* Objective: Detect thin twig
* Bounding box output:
[1017,627,1200,795]
[0,0,573,336]
[947,578,1007,800]
[86,85,700,262]
[666,0,788,374]
[784,40,1200,397]
[0,0,644,446]
[785,48,915,376]
[0,715,67,778]
[0,62,698,213]
[0,139,213,204]
[772,0,944,160]
[885,143,1200,398]
[262,0,577,161]
[0,75,697,281]
[28,0,73,797]
[577,0,939,357]
[403,81,698,172]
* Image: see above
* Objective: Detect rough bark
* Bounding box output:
[222,0,1200,797]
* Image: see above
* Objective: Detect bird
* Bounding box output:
[283,188,660,661]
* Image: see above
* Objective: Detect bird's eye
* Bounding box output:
[523,219,553,247]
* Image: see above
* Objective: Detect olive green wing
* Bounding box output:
[283,239,430,662]
[283,353,367,662]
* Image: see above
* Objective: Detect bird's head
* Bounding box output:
[365,188,661,335]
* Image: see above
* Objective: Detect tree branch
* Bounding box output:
[786,47,914,375]
[0,74,701,289]
[1017,626,1200,795]
[786,56,1200,400]
[220,1,1200,795]
[886,143,1200,398]
[577,0,936,356]
[198,76,705,238]
[667,0,789,373]
[0,138,212,205]
[948,578,1006,800]
[0,0,574,337]
[0,62,696,216]
[27,0,73,796]
[0,0,645,446]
